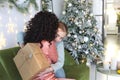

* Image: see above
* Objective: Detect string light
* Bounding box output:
[0,33,6,49]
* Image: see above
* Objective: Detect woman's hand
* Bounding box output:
[35,67,54,77]
[32,67,54,80]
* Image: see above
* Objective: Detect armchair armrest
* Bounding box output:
[0,47,22,80]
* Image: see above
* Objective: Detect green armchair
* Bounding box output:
[0,47,89,80]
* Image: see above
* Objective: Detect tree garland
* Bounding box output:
[0,0,53,13]
[41,0,53,12]
[0,0,39,13]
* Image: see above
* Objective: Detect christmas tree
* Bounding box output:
[60,0,104,63]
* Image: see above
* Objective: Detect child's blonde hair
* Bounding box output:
[58,21,68,34]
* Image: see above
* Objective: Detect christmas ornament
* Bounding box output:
[62,11,66,15]
[84,36,89,42]
[68,3,72,7]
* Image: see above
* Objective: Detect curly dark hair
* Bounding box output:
[24,11,59,45]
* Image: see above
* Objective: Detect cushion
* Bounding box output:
[64,50,77,66]
[64,64,89,80]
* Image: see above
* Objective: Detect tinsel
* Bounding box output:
[0,0,39,13]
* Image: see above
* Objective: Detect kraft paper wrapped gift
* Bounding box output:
[13,43,50,80]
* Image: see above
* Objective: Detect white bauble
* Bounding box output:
[68,3,72,7]
[62,11,66,15]
[75,10,79,13]
[72,43,76,46]
[85,51,89,54]
[78,45,81,49]
[84,36,89,42]
[86,62,90,67]
[67,33,71,37]
[74,35,77,38]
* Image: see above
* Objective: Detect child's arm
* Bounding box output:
[51,41,65,73]
[17,32,25,48]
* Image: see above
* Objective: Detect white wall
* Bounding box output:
[0,1,41,50]
[105,3,118,34]
[0,0,64,50]
[93,0,103,35]
[53,0,64,18]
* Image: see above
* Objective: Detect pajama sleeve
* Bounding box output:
[17,32,25,44]
[51,41,65,73]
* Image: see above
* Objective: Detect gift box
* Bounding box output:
[13,43,50,80]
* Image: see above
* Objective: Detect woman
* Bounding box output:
[17,20,66,79]
[23,11,74,80]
